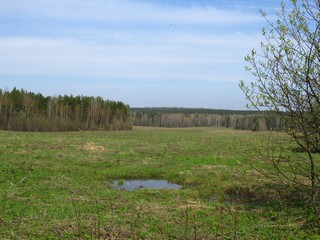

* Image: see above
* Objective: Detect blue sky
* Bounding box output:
[0,0,287,109]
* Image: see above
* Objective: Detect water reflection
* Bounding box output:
[112,179,181,191]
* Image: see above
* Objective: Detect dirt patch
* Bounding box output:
[177,200,204,210]
[82,142,106,152]
[192,165,227,170]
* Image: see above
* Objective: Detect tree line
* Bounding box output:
[132,109,281,131]
[131,107,258,115]
[0,88,132,131]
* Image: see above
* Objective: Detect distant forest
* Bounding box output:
[0,88,280,132]
[0,88,132,131]
[131,107,258,115]
[131,108,280,131]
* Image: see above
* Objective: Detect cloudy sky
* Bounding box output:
[0,0,288,109]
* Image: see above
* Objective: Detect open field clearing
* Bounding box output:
[0,127,317,239]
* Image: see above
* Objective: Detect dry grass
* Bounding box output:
[81,142,107,152]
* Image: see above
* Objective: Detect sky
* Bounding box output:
[0,0,288,109]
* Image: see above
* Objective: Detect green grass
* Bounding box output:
[0,127,317,239]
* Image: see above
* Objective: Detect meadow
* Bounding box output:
[0,127,317,239]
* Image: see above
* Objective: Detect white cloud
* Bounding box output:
[0,0,264,81]
[0,0,262,25]
[0,31,261,82]
[0,0,268,109]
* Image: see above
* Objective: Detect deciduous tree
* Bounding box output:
[239,0,320,227]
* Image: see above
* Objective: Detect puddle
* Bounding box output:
[112,179,181,191]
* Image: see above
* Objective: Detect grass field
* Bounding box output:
[0,127,317,239]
